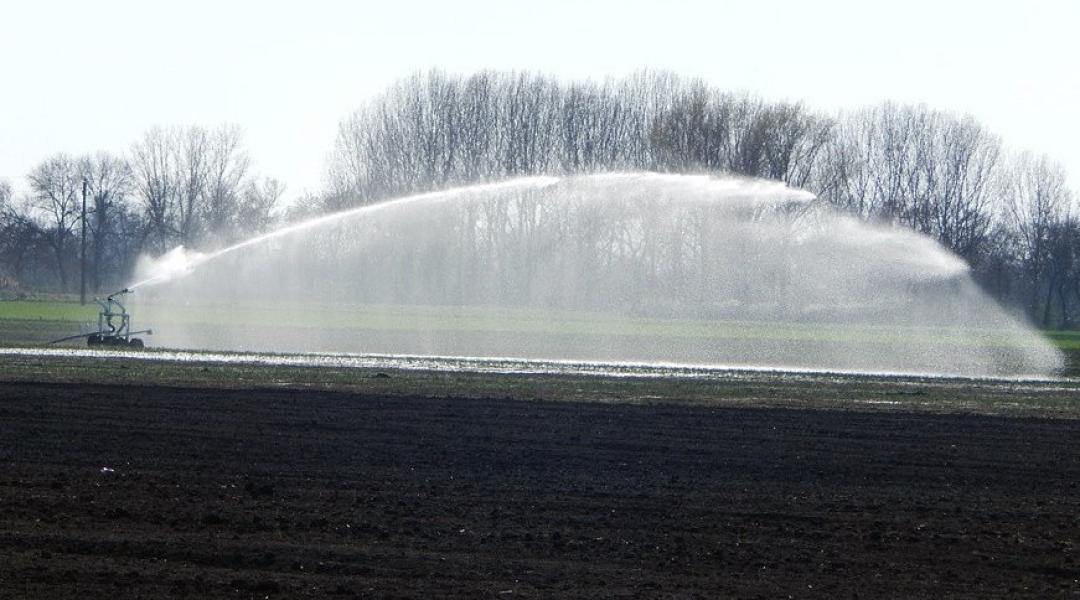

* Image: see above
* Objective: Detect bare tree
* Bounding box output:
[1003,152,1074,324]
[201,125,251,244]
[815,104,1001,261]
[27,154,83,288]
[236,177,284,237]
[0,192,48,291]
[175,126,209,245]
[0,180,18,288]
[1045,216,1079,327]
[930,116,1000,261]
[131,124,254,249]
[131,127,178,253]
[80,152,134,293]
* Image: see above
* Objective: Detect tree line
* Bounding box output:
[1,125,284,294]
[327,71,1078,328]
[2,70,1077,327]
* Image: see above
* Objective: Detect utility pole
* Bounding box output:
[80,178,88,305]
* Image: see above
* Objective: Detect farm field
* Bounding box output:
[1,298,1078,597]
[0,368,1077,598]
[2,298,1077,376]
[5,4,1078,597]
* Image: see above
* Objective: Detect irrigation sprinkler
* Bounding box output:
[49,288,153,348]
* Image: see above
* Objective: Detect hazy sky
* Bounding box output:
[2,0,1077,198]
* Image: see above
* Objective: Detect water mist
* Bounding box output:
[130,173,1064,378]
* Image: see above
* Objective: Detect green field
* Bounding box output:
[1,297,1078,420]
[0,300,99,322]
[2,298,1078,376]
[1044,329,1080,350]
[1,298,1064,344]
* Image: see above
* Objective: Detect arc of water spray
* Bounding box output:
[127,176,564,291]
[123,171,1064,377]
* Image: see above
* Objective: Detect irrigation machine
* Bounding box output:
[50,288,153,349]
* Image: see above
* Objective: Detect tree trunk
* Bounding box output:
[1042,274,1057,328]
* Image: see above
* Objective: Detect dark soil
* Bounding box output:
[0,381,1077,598]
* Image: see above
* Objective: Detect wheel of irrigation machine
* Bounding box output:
[128,338,144,349]
[87,334,102,346]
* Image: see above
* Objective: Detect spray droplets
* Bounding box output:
[128,172,1063,377]
[131,246,207,290]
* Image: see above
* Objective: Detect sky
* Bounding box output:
[2,0,1078,200]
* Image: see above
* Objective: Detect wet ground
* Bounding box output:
[0,362,1078,598]
[0,346,1069,384]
